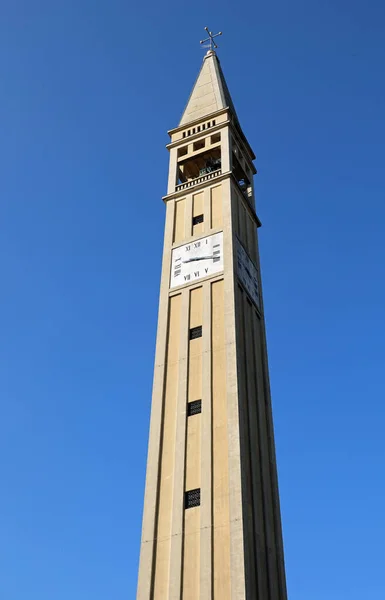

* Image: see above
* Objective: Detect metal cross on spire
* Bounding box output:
[200,27,223,51]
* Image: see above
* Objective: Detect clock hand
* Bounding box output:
[182,255,217,263]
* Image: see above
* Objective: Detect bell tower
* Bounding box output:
[137,41,288,600]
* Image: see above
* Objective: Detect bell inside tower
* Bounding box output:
[177,132,222,185]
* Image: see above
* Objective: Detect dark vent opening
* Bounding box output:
[185,488,201,509]
[189,326,202,340]
[193,214,204,225]
[188,400,202,416]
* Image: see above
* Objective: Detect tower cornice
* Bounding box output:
[167,109,256,166]
[167,108,229,138]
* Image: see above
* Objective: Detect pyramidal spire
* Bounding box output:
[179,50,239,126]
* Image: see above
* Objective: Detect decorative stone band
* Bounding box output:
[175,169,222,192]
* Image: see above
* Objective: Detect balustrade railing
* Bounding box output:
[175,169,222,192]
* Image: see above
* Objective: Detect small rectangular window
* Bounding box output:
[178,145,188,158]
[185,488,201,509]
[188,400,202,416]
[189,326,202,340]
[182,131,186,138]
[192,214,204,225]
[193,139,205,152]
[211,132,221,145]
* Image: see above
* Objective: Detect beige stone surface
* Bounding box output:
[168,289,189,599]
[199,281,213,599]
[210,185,222,230]
[173,198,186,243]
[211,279,232,599]
[222,179,247,600]
[152,293,181,598]
[183,509,200,599]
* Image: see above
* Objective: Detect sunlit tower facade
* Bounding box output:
[137,33,288,600]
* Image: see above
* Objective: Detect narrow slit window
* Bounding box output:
[192,214,204,225]
[189,326,202,340]
[185,488,201,509]
[188,400,202,416]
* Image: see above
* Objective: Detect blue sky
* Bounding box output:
[1,1,384,598]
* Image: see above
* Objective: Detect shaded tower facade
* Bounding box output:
[137,50,288,600]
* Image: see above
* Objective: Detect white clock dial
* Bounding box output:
[170,232,223,288]
[236,239,261,309]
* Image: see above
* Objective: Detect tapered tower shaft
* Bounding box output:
[137,49,287,600]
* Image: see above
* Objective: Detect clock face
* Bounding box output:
[170,232,224,289]
[236,239,261,309]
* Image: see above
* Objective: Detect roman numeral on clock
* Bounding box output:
[213,245,221,263]
[174,256,182,277]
